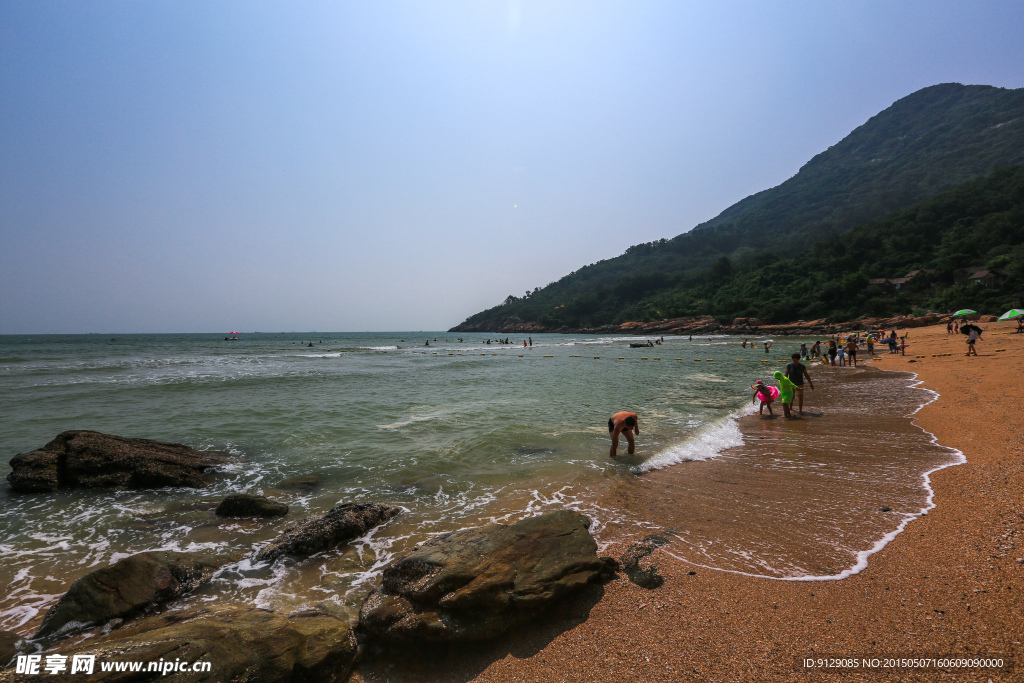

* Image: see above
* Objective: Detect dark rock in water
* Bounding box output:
[276,474,323,491]
[254,502,401,563]
[27,606,356,683]
[358,509,617,643]
[216,493,288,518]
[7,431,233,493]
[0,629,23,668]
[513,446,556,456]
[621,534,670,589]
[34,551,221,641]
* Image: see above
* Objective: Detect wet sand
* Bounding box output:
[354,322,1024,682]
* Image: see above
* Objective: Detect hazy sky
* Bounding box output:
[2,1,1022,333]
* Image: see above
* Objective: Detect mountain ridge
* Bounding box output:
[452,83,1024,332]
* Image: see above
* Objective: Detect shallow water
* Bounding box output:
[0,333,960,633]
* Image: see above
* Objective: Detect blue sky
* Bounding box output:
[2,1,1022,333]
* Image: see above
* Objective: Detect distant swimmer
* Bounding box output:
[608,411,640,458]
[425,340,430,346]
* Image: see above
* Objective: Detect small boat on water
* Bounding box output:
[629,342,653,348]
[224,331,240,341]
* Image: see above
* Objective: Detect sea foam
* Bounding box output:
[632,405,754,474]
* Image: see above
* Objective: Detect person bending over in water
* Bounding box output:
[608,411,639,458]
[751,380,774,416]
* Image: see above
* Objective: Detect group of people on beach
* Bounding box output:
[605,314,997,456]
[750,352,815,419]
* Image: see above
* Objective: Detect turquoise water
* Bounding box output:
[0,332,959,632]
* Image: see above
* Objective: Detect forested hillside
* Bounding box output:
[452,83,1024,331]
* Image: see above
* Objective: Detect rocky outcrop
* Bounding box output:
[9,607,357,683]
[35,551,221,640]
[277,474,322,491]
[215,494,288,518]
[358,509,617,643]
[7,431,233,493]
[254,502,401,563]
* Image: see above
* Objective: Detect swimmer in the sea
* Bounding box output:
[608,411,639,458]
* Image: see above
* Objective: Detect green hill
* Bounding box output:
[614,164,1024,326]
[452,83,1024,331]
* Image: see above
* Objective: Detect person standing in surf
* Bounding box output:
[786,353,815,415]
[608,411,639,458]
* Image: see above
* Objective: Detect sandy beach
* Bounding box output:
[354,322,1024,683]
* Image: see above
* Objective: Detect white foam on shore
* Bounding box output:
[632,404,755,474]
[658,369,966,582]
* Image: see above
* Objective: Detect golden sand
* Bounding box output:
[354,322,1024,682]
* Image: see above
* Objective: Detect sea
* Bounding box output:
[0,332,963,634]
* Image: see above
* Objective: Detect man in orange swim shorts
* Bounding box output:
[608,411,639,458]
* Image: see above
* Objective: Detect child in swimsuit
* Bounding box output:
[751,380,775,416]
[773,371,797,418]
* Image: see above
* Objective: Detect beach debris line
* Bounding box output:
[34,551,222,641]
[6,430,233,493]
[253,502,401,563]
[358,510,617,643]
[215,493,289,518]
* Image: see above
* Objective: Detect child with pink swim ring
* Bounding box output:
[751,380,778,416]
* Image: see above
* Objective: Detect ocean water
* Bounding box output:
[0,332,961,633]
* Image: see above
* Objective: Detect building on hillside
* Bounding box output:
[868,278,894,292]
[889,277,912,290]
[954,267,986,285]
[903,269,936,280]
[967,269,1012,287]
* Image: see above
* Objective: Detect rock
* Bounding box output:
[620,534,670,589]
[277,474,323,491]
[7,431,233,493]
[0,630,23,668]
[358,509,617,643]
[254,502,401,563]
[216,494,288,518]
[15,607,356,683]
[35,551,221,640]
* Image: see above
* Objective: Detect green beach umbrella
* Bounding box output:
[951,308,977,317]
[997,308,1024,321]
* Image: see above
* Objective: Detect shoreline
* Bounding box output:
[354,322,1024,682]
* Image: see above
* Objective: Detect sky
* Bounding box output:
[2,1,1023,333]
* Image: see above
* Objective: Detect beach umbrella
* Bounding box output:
[951,309,976,317]
[997,309,1024,321]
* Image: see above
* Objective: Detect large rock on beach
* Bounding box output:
[35,551,221,641]
[254,502,402,563]
[358,509,617,643]
[6,431,232,493]
[7,607,357,683]
[215,493,288,518]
